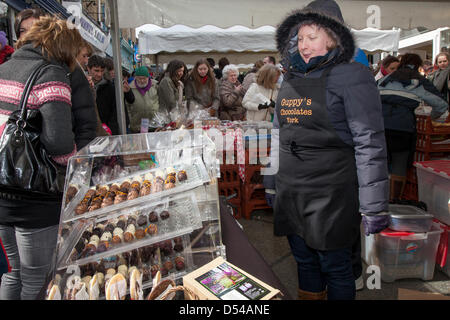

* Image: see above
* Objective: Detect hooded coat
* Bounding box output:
[266,0,389,249]
[379,66,448,133]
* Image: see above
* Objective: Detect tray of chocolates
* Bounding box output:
[57,192,202,269]
[62,156,209,223]
[49,235,191,300]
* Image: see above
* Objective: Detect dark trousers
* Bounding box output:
[287,234,356,300]
[352,231,362,279]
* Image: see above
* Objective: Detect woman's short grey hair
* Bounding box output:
[222,64,239,80]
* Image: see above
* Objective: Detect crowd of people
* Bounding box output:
[0,0,449,301]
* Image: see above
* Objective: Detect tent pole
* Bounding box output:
[107,0,126,135]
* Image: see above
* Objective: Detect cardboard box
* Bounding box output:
[183,257,280,300]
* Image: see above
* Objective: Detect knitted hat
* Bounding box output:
[134,66,149,77]
[0,31,7,49]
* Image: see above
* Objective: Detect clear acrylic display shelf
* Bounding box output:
[50,130,224,300]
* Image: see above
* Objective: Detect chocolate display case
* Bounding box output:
[48,130,224,300]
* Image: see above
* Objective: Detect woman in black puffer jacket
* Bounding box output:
[267,0,389,300]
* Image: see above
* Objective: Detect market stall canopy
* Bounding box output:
[118,0,450,30]
[137,24,400,54]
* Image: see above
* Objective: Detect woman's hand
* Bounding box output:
[123,80,130,93]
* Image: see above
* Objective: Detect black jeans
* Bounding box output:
[352,231,362,279]
[287,234,356,300]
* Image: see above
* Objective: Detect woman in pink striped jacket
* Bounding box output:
[0,15,83,300]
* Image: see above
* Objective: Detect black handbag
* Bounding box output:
[0,63,65,200]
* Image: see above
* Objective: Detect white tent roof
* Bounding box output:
[137,24,400,55]
[118,0,450,30]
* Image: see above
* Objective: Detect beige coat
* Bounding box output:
[242,83,278,122]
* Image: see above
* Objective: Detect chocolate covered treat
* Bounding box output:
[177,170,187,182]
[165,175,176,185]
[160,266,168,277]
[85,188,97,199]
[160,240,173,256]
[120,180,131,190]
[127,214,137,227]
[104,223,115,234]
[130,177,142,191]
[174,242,184,253]
[88,235,100,248]
[160,210,170,220]
[163,260,174,271]
[166,167,176,177]
[138,246,153,263]
[148,211,158,223]
[88,202,101,212]
[135,229,146,239]
[124,224,136,242]
[112,227,124,244]
[175,256,185,271]
[96,241,109,253]
[164,182,176,190]
[150,265,160,278]
[101,191,116,208]
[142,267,151,282]
[114,191,128,204]
[145,224,158,236]
[100,232,112,243]
[116,219,126,230]
[97,185,109,197]
[81,230,92,242]
[81,245,96,258]
[150,180,163,193]
[92,227,103,238]
[137,214,147,227]
[110,184,120,193]
[66,185,78,204]
[140,180,151,196]
[127,189,139,201]
[75,202,88,215]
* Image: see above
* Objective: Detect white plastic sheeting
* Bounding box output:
[351,28,400,52]
[118,0,450,30]
[138,24,400,55]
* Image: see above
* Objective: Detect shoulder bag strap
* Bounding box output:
[18,63,51,121]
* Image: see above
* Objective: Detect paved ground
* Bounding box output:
[237,209,450,300]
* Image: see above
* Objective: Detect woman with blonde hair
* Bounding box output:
[185,58,220,117]
[0,15,83,299]
[242,59,264,92]
[242,64,281,121]
[428,52,450,104]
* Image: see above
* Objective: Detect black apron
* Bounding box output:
[274,66,361,251]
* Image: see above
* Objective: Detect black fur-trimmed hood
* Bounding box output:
[276,1,355,68]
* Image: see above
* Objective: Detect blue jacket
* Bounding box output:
[378,67,448,133]
[264,5,389,214]
[0,237,10,275]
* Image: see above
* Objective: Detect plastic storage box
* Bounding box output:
[415,160,450,225]
[388,204,433,233]
[434,219,450,278]
[361,222,443,282]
